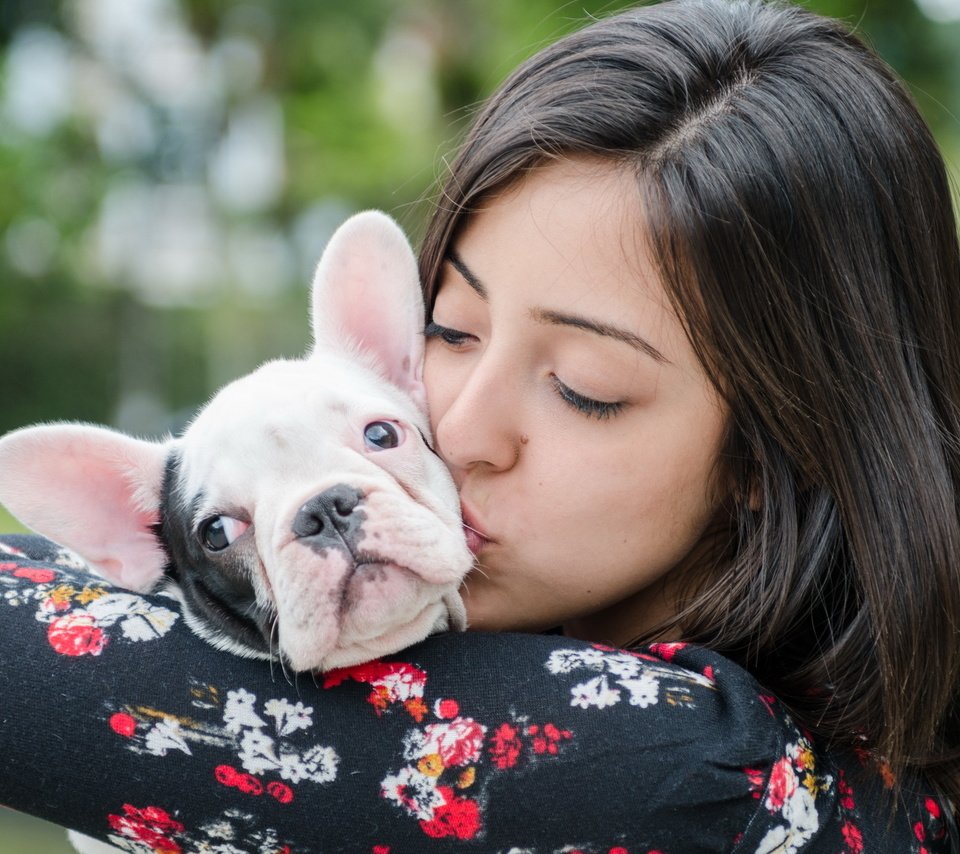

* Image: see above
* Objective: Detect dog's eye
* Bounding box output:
[199,516,249,551]
[363,420,402,450]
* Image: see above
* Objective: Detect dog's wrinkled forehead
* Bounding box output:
[177,353,426,505]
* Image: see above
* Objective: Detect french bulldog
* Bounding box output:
[0,210,472,675]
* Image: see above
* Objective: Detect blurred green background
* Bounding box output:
[0,0,958,851]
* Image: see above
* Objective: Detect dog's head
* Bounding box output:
[0,212,472,671]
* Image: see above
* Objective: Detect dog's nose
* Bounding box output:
[292,484,365,548]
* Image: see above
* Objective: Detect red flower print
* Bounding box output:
[14,566,56,583]
[47,613,107,656]
[373,847,390,854]
[436,698,459,719]
[428,717,485,767]
[838,770,855,810]
[648,641,686,661]
[216,764,240,786]
[744,767,766,798]
[528,722,572,755]
[267,781,294,804]
[841,820,864,853]
[215,764,270,797]
[107,804,184,854]
[324,661,428,717]
[766,757,798,811]
[235,772,263,795]
[109,712,137,737]
[488,723,523,770]
[0,561,18,572]
[926,797,942,819]
[419,787,481,840]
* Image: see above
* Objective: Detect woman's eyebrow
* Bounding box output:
[447,251,487,300]
[446,250,668,364]
[533,308,669,364]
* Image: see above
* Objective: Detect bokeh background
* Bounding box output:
[0,0,958,850]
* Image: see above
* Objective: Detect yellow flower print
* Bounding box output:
[75,586,108,605]
[49,584,76,606]
[417,753,444,777]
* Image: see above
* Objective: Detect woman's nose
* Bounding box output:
[433,353,523,474]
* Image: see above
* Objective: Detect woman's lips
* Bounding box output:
[460,503,493,555]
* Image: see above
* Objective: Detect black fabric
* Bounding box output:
[0,534,949,853]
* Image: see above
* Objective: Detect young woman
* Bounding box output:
[1,0,958,850]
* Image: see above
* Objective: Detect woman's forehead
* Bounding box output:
[443,159,697,370]
[453,161,671,312]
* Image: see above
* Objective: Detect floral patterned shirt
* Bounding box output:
[0,534,950,853]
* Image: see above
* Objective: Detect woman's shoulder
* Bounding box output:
[0,534,949,851]
[418,632,949,852]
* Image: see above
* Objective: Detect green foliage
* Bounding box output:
[0,0,954,447]
[0,809,74,854]
[0,0,955,443]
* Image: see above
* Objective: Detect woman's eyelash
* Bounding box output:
[424,321,471,346]
[427,322,624,420]
[552,376,626,420]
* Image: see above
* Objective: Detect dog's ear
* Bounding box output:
[309,210,426,410]
[0,424,169,591]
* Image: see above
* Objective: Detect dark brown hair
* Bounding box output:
[419,0,960,809]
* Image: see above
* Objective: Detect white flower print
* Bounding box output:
[4,589,28,606]
[238,728,281,776]
[401,727,429,761]
[620,672,660,708]
[0,541,26,557]
[546,646,715,711]
[85,593,180,641]
[198,819,236,841]
[193,845,247,854]
[381,765,446,820]
[570,675,621,709]
[144,718,193,757]
[223,688,266,734]
[280,744,338,784]
[754,787,819,854]
[781,786,818,839]
[263,698,313,736]
[222,689,339,787]
[754,737,822,854]
[377,667,427,703]
[545,647,607,675]
[603,652,644,679]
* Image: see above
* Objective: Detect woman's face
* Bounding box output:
[423,158,729,645]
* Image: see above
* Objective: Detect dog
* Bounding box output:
[0,210,472,674]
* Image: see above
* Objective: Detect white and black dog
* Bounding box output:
[0,211,473,674]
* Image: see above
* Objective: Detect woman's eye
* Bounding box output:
[552,376,626,420]
[364,420,403,450]
[424,321,472,348]
[199,516,250,551]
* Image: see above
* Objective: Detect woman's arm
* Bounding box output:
[0,534,932,853]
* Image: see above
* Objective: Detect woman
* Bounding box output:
[1,0,957,850]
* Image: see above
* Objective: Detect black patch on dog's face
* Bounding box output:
[152,451,275,658]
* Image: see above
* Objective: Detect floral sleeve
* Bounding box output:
[0,534,947,853]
